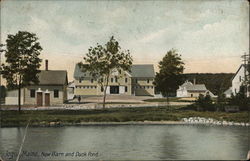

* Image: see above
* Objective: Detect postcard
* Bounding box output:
[0,0,249,160]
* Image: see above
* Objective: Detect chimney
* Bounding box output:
[193,78,196,85]
[45,59,48,71]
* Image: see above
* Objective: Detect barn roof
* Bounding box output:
[180,81,207,91]
[74,64,155,79]
[36,70,68,85]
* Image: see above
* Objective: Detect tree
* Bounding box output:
[229,85,249,111]
[154,49,184,100]
[1,31,42,112]
[196,94,215,111]
[79,36,133,108]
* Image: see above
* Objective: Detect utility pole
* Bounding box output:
[241,52,249,97]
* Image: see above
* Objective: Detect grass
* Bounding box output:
[1,106,249,127]
[143,98,195,102]
[99,102,142,104]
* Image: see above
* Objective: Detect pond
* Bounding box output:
[0,125,249,160]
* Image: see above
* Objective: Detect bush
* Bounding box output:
[228,86,250,111]
[195,94,215,111]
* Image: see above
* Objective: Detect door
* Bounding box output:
[45,93,50,106]
[110,86,119,94]
[36,92,43,106]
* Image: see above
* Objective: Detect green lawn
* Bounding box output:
[143,98,195,102]
[1,106,249,127]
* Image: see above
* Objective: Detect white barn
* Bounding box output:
[177,81,215,98]
[231,64,249,97]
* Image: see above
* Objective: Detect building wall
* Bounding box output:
[5,89,24,105]
[232,66,246,95]
[131,78,154,96]
[24,85,66,105]
[176,89,188,97]
[176,89,207,98]
[187,91,207,98]
[74,71,133,95]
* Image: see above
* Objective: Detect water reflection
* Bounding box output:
[0,125,249,160]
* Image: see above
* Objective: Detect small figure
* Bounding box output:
[78,96,81,104]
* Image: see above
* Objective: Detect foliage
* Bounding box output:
[154,49,184,97]
[228,86,250,111]
[215,92,227,111]
[2,108,249,127]
[1,31,42,111]
[183,73,234,95]
[80,36,133,108]
[0,86,6,98]
[195,94,215,111]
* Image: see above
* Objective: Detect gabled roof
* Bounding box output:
[186,84,207,91]
[74,64,155,79]
[180,81,207,91]
[231,64,248,81]
[36,70,68,85]
[74,64,91,79]
[129,64,155,78]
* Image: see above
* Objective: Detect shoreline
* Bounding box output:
[1,120,249,128]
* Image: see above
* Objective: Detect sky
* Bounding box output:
[1,0,249,81]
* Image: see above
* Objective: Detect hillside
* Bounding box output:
[183,73,234,95]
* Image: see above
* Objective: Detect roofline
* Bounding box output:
[231,64,245,81]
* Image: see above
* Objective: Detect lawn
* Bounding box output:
[143,97,195,102]
[1,106,249,127]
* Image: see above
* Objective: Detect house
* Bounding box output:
[73,64,155,96]
[67,81,75,100]
[5,60,68,106]
[176,80,215,98]
[231,64,249,97]
[224,87,233,98]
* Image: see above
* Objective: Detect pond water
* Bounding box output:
[0,125,249,160]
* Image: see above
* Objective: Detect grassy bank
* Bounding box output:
[1,106,249,127]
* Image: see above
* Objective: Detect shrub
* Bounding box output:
[196,94,215,111]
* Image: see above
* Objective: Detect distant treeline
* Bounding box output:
[183,73,234,95]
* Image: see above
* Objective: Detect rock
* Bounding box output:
[49,122,56,126]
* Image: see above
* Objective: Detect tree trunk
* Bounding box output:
[103,87,107,109]
[102,75,109,109]
[18,84,21,113]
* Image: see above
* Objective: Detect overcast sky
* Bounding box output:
[1,0,249,81]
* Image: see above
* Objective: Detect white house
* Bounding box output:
[176,81,215,98]
[231,64,249,97]
[224,87,233,98]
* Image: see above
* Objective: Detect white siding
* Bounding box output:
[232,66,246,95]
[119,86,125,94]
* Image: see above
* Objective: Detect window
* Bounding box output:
[30,89,35,98]
[151,86,153,89]
[91,79,94,83]
[101,87,104,92]
[135,79,138,83]
[147,79,150,83]
[125,86,128,92]
[111,78,114,82]
[79,79,82,83]
[125,78,128,83]
[54,90,59,98]
[115,77,118,82]
[239,76,241,82]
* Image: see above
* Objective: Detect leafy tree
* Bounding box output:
[154,49,184,100]
[216,92,226,111]
[229,85,250,111]
[79,36,133,108]
[1,31,42,112]
[196,94,215,111]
